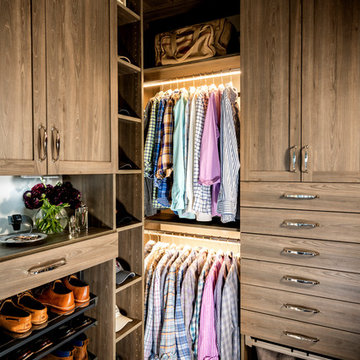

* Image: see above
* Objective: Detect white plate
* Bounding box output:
[0,233,47,245]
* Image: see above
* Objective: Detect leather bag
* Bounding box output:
[154,18,232,66]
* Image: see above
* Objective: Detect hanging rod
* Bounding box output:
[144,229,240,244]
[143,68,241,88]
[245,336,334,360]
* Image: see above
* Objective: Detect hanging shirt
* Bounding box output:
[160,248,191,359]
[174,249,198,360]
[171,91,188,212]
[214,254,232,356]
[192,88,212,221]
[198,257,223,360]
[220,259,240,360]
[217,86,240,223]
[181,250,208,358]
[190,251,214,358]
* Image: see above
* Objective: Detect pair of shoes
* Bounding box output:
[0,292,48,336]
[43,333,89,360]
[13,337,53,359]
[37,276,90,315]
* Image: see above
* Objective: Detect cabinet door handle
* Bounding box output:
[282,248,319,257]
[281,220,319,229]
[282,193,318,200]
[283,331,319,343]
[283,275,320,285]
[51,127,60,162]
[289,146,297,172]
[283,303,320,314]
[301,145,309,173]
[27,258,66,275]
[38,125,48,161]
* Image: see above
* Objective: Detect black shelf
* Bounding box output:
[0,293,97,358]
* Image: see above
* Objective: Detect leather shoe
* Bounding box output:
[63,275,90,308]
[43,345,74,359]
[37,280,75,315]
[17,291,48,325]
[0,299,32,334]
[72,333,89,360]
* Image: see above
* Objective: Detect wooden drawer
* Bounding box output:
[242,233,360,273]
[241,182,360,213]
[241,207,360,243]
[0,232,117,299]
[242,284,360,334]
[242,259,360,303]
[242,310,360,360]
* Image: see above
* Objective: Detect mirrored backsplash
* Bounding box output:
[0,176,62,235]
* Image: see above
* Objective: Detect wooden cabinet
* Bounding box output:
[0,0,46,175]
[240,0,301,181]
[241,0,360,182]
[0,0,115,175]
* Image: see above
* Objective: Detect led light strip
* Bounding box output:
[143,69,241,88]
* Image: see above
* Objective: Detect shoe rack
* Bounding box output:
[115,0,144,359]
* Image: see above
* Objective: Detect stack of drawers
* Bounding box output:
[240,183,360,360]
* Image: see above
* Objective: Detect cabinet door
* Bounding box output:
[302,0,360,182]
[46,0,115,174]
[0,0,46,175]
[240,0,301,181]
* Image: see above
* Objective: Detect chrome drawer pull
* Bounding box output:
[27,258,66,275]
[283,193,318,200]
[283,275,320,285]
[289,146,297,172]
[281,220,319,229]
[282,248,319,257]
[283,331,319,343]
[283,303,320,314]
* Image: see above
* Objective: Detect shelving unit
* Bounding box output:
[116,0,144,358]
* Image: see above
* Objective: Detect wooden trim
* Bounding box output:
[116,275,142,293]
[115,319,142,342]
[116,221,143,232]
[116,169,142,174]
[118,57,141,74]
[118,114,142,123]
[117,1,140,25]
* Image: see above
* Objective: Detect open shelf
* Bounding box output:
[118,73,142,119]
[0,294,97,358]
[116,274,142,293]
[118,57,141,75]
[118,113,142,123]
[144,53,240,82]
[118,121,142,170]
[115,319,142,343]
[117,1,140,26]
[117,221,143,232]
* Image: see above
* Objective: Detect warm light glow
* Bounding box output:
[143,69,241,88]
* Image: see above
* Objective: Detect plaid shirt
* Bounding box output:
[144,97,160,177]
[180,250,207,358]
[189,251,214,358]
[159,249,191,359]
[144,249,177,359]
[220,259,240,359]
[192,90,212,216]
[174,250,197,359]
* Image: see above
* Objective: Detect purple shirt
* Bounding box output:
[198,257,223,360]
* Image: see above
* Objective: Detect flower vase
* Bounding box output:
[35,206,68,235]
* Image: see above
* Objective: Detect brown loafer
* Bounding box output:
[17,291,48,325]
[72,333,89,360]
[37,280,75,315]
[63,275,90,308]
[0,299,32,334]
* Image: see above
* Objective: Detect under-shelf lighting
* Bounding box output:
[143,69,241,88]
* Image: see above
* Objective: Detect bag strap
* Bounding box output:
[170,25,203,58]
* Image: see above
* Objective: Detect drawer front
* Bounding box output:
[242,284,360,334]
[242,259,360,303]
[242,233,360,273]
[242,310,360,360]
[241,182,360,213]
[0,233,117,299]
[241,207,360,243]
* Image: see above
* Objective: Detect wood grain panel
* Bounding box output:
[242,284,360,334]
[302,0,360,182]
[0,0,46,174]
[242,233,360,273]
[240,0,301,181]
[241,207,360,243]
[46,0,113,174]
[0,233,117,299]
[242,310,360,360]
[241,182,360,213]
[242,259,360,303]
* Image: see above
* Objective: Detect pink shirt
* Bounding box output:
[198,257,223,360]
